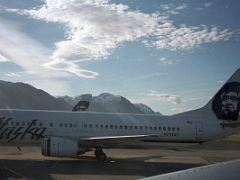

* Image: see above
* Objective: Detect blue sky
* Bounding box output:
[0,0,240,115]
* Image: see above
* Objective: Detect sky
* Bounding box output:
[0,0,240,115]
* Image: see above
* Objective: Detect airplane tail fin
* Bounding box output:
[204,68,240,122]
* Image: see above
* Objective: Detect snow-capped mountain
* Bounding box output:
[0,79,158,114]
[134,103,155,114]
[59,93,157,114]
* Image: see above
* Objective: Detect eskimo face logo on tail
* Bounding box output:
[212,82,240,121]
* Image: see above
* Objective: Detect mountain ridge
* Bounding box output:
[58,93,158,114]
[0,80,158,114]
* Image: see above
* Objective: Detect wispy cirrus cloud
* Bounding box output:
[204,3,212,8]
[159,3,187,15]
[1,0,233,78]
[0,18,50,75]
[0,19,73,95]
[152,25,232,50]
[148,90,183,104]
[0,17,97,78]
[195,2,213,11]
[5,72,21,78]
[159,57,181,66]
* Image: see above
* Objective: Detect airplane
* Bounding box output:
[141,159,240,180]
[0,68,240,162]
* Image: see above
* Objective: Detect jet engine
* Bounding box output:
[42,137,79,157]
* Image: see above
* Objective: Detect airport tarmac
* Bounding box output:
[0,139,240,180]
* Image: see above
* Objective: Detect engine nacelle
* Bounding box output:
[42,137,78,157]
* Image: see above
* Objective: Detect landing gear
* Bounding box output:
[95,147,107,162]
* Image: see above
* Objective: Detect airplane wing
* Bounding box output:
[80,134,158,146]
[140,159,240,180]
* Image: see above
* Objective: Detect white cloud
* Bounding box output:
[43,59,98,78]
[218,80,224,84]
[171,107,190,113]
[21,0,161,62]
[148,90,183,104]
[159,4,187,15]
[130,72,164,81]
[1,0,233,79]
[0,53,9,62]
[159,57,171,65]
[175,4,187,10]
[0,19,74,95]
[0,17,98,79]
[187,97,202,101]
[159,57,180,66]
[152,25,232,50]
[0,19,51,76]
[204,3,212,8]
[5,72,21,77]
[195,2,212,11]
[11,0,232,73]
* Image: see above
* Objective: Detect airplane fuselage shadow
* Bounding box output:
[0,157,203,180]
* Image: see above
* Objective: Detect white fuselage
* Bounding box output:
[0,109,235,148]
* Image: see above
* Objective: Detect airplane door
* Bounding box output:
[195,120,203,140]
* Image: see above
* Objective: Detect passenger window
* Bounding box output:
[119,125,122,129]
[124,125,128,129]
[149,127,152,130]
[64,123,68,127]
[158,127,161,130]
[114,125,118,129]
[105,125,108,129]
[69,123,72,128]
[177,127,180,131]
[134,126,138,130]
[50,123,53,127]
[95,124,99,128]
[59,123,63,127]
[140,126,143,130]
[100,124,103,128]
[89,124,92,128]
[110,125,113,129]
[163,127,166,131]
[168,127,171,131]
